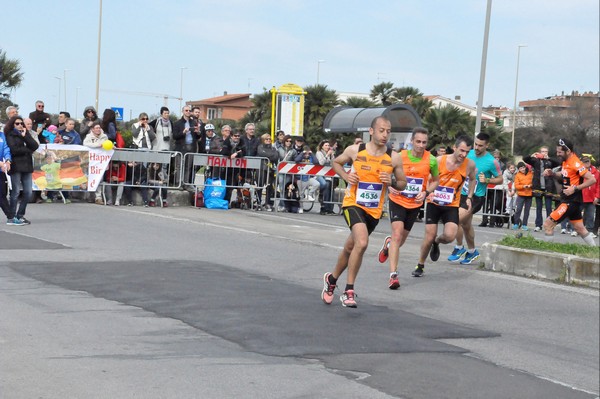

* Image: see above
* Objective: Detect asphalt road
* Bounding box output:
[1,202,598,399]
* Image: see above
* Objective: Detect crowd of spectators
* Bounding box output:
[1,101,599,239]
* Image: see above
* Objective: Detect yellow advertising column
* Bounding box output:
[270,83,306,141]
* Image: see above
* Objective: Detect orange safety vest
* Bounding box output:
[342,143,393,218]
[389,150,431,209]
[428,155,468,208]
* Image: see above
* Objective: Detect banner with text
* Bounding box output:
[32,144,114,191]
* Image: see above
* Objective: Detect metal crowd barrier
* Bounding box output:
[101,148,183,207]
[274,162,350,213]
[183,153,271,210]
[478,184,512,228]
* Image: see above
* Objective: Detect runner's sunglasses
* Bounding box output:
[558,138,570,152]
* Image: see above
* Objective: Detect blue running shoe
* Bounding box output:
[460,249,480,265]
[447,247,466,262]
[11,218,25,226]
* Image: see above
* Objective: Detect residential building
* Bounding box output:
[187,92,253,121]
[488,91,600,132]
[424,95,497,126]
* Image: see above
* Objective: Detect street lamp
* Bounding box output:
[54,76,61,114]
[511,44,527,156]
[75,87,81,115]
[474,0,492,135]
[95,0,103,112]
[180,66,188,112]
[316,60,325,85]
[63,69,69,112]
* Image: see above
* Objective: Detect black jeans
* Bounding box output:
[534,194,554,228]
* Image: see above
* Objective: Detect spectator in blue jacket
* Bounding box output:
[0,123,13,219]
[55,119,82,145]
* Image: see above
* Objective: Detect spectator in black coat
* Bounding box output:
[221,130,247,203]
[4,115,39,225]
[523,146,561,231]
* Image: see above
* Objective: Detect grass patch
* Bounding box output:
[498,234,599,259]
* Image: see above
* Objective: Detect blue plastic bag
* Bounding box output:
[204,198,229,209]
[204,179,228,209]
[204,178,226,199]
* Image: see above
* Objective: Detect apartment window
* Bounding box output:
[207,108,218,120]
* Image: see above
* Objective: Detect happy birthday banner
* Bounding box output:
[32,144,114,192]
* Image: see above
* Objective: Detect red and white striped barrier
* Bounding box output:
[277,162,350,177]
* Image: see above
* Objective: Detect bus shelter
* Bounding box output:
[323,104,422,150]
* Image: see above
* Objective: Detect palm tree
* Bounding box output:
[423,105,474,149]
[0,49,24,120]
[480,124,510,157]
[341,96,376,108]
[0,49,23,95]
[410,96,434,119]
[392,86,422,103]
[303,84,338,147]
[370,81,395,106]
[240,89,272,130]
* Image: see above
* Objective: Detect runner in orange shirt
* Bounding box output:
[414,136,477,277]
[377,127,439,289]
[542,138,597,245]
[321,116,406,308]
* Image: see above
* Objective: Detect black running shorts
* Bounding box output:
[460,194,485,214]
[425,202,459,225]
[342,206,379,235]
[388,200,421,231]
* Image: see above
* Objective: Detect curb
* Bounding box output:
[481,243,600,289]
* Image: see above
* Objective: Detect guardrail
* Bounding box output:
[478,185,512,228]
[183,153,271,210]
[101,148,183,207]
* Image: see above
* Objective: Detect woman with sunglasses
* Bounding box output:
[131,112,156,150]
[80,106,102,140]
[4,116,39,225]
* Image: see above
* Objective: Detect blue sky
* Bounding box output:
[4,0,599,120]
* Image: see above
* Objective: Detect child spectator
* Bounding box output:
[503,163,517,215]
[147,162,168,207]
[512,161,533,230]
[106,161,126,206]
[283,181,301,213]
[41,125,58,144]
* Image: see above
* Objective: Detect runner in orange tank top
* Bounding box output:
[377,127,440,289]
[412,136,477,277]
[321,116,406,308]
[542,138,597,246]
